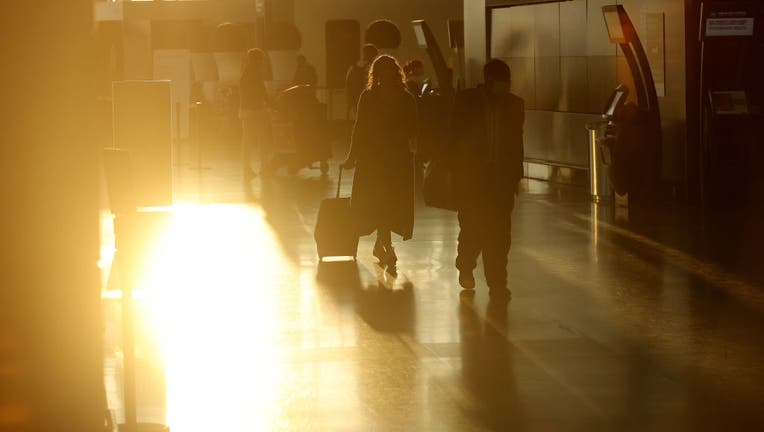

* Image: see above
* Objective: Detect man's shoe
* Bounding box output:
[458,271,476,290]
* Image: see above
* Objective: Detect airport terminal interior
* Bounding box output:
[2,0,764,431]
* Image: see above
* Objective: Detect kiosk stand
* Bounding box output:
[103,149,170,432]
[698,1,763,207]
[600,5,663,207]
[412,20,454,97]
[411,20,456,169]
[586,86,629,203]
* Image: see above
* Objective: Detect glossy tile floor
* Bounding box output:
[103,137,764,431]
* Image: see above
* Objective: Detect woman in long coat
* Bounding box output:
[342,55,417,267]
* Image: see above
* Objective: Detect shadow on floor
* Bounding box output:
[317,260,417,333]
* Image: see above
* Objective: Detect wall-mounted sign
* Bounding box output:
[705,10,755,37]
[709,90,749,115]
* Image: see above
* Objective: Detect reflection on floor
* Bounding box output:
[103,139,764,431]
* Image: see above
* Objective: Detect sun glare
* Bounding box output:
[131,204,294,430]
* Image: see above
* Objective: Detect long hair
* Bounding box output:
[365,55,406,91]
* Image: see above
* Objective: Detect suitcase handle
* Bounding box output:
[336,166,343,199]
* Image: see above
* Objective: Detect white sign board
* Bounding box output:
[153,49,192,139]
[94,1,123,21]
[706,18,755,36]
[112,81,173,207]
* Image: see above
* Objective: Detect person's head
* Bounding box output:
[243,48,267,77]
[296,54,306,66]
[483,59,511,95]
[366,55,405,91]
[404,59,424,80]
[362,43,379,63]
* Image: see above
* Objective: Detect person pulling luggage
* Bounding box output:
[342,55,418,268]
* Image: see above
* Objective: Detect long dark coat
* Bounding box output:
[450,87,525,208]
[348,88,417,240]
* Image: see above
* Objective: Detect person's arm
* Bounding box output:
[405,93,418,140]
[447,91,467,165]
[344,90,369,168]
[514,99,525,195]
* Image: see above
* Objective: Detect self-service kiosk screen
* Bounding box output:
[710,90,748,115]
[605,90,626,117]
[413,24,427,48]
[603,9,627,43]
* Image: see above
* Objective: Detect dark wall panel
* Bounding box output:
[534,2,560,57]
[559,0,587,57]
[524,111,599,167]
[505,57,536,109]
[325,20,360,89]
[536,57,561,110]
[587,56,618,113]
[491,6,534,58]
[560,56,588,112]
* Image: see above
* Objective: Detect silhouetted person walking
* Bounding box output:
[451,59,524,299]
[403,59,427,182]
[342,55,417,268]
[239,48,271,182]
[403,59,425,97]
[345,43,378,120]
[292,54,317,87]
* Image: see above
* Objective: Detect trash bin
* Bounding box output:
[586,121,612,203]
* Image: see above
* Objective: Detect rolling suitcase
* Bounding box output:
[314,167,358,261]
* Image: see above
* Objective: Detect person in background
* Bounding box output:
[292,54,317,87]
[403,59,427,184]
[403,59,425,97]
[450,59,524,300]
[239,48,271,183]
[342,55,418,269]
[278,84,331,174]
[345,43,378,120]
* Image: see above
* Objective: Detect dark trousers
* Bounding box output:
[456,197,514,289]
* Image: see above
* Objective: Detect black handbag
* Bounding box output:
[423,159,457,211]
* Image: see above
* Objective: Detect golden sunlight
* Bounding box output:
[134,204,293,431]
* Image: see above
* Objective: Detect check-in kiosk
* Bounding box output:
[412,20,454,96]
[699,1,764,207]
[587,86,629,202]
[411,20,456,162]
[600,5,663,207]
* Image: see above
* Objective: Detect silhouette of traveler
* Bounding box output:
[342,55,417,268]
[403,59,425,97]
[403,59,427,181]
[345,43,378,120]
[292,54,317,87]
[279,84,330,173]
[239,48,272,182]
[450,59,524,299]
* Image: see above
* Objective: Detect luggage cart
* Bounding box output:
[267,85,331,176]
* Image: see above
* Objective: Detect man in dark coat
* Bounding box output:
[450,59,524,299]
